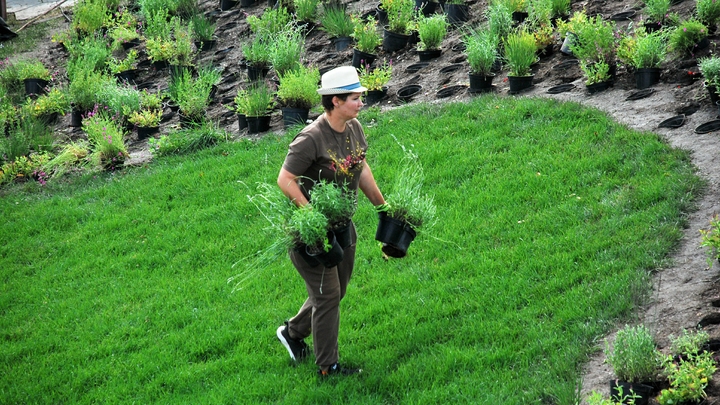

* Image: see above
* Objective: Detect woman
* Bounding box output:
[276,66,386,376]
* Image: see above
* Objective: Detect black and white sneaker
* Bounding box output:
[317,363,362,377]
[276,322,309,362]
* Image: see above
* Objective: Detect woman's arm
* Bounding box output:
[358,161,385,207]
[277,168,309,207]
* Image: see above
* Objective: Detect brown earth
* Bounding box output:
[5,0,720,403]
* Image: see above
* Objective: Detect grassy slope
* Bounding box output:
[0,96,702,404]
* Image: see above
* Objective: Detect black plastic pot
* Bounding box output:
[625,88,655,101]
[332,223,353,249]
[658,114,686,129]
[152,60,169,71]
[114,69,137,84]
[445,3,469,25]
[405,62,430,73]
[546,83,574,94]
[511,11,528,24]
[418,48,442,61]
[220,0,238,11]
[383,27,410,52]
[70,109,84,128]
[508,75,534,94]
[352,49,377,69]
[376,5,388,25]
[634,68,661,89]
[695,119,720,134]
[707,83,720,105]
[375,212,417,258]
[195,39,217,52]
[468,73,494,94]
[237,113,247,131]
[644,21,662,33]
[239,0,255,6]
[415,0,437,16]
[246,64,270,81]
[397,84,422,102]
[23,78,48,97]
[296,232,345,268]
[364,87,388,104]
[137,126,160,139]
[610,380,653,405]
[281,107,309,128]
[333,36,352,51]
[121,38,141,50]
[246,115,272,133]
[586,80,612,94]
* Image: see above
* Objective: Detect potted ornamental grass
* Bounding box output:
[359,59,392,104]
[700,214,720,267]
[269,25,306,76]
[289,204,344,268]
[319,5,355,50]
[168,18,197,78]
[242,34,273,81]
[108,49,139,83]
[191,14,217,52]
[168,69,214,127]
[416,13,448,61]
[604,324,662,405]
[277,65,321,128]
[309,179,357,249]
[377,145,436,258]
[17,59,51,97]
[503,27,537,93]
[697,0,720,32]
[382,0,415,51]
[351,15,382,68]
[628,29,668,89]
[234,82,275,133]
[463,26,499,93]
[699,55,720,104]
[642,0,670,32]
[295,0,321,27]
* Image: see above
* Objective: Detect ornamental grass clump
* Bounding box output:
[628,29,668,69]
[269,24,306,76]
[383,0,415,35]
[309,180,357,228]
[319,6,355,38]
[668,19,708,55]
[463,26,499,76]
[383,142,436,230]
[697,0,720,29]
[643,0,670,23]
[277,65,321,110]
[605,324,662,383]
[416,14,448,51]
[504,28,537,77]
[295,0,321,22]
[234,82,275,117]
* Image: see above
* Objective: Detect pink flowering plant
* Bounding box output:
[82,105,129,169]
[668,19,708,55]
[359,59,392,91]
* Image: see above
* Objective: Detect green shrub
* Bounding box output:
[148,121,228,157]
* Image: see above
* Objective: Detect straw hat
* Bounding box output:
[317,66,368,95]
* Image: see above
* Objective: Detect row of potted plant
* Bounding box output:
[586,324,717,405]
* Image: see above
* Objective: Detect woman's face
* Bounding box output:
[334,92,364,120]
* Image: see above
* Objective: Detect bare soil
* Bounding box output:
[6,0,720,402]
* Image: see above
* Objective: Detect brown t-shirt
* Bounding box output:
[282,113,368,200]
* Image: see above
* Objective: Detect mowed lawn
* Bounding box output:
[0,96,702,404]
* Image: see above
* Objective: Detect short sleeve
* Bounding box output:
[282,133,316,176]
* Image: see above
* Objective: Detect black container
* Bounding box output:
[383,28,410,52]
[375,212,417,258]
[634,68,661,89]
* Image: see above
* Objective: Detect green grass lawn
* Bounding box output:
[0,96,702,404]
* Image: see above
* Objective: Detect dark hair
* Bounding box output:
[321,93,349,111]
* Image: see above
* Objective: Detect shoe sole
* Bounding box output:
[276,326,298,361]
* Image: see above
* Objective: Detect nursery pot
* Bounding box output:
[114,69,137,83]
[383,27,410,52]
[396,84,422,102]
[445,3,469,25]
[246,64,270,81]
[468,73,495,93]
[364,87,387,105]
[376,5,389,26]
[507,75,534,94]
[332,222,354,249]
[137,126,160,139]
[152,60,169,71]
[707,82,720,105]
[415,0,437,16]
[296,232,345,268]
[375,212,417,258]
[333,36,352,51]
[281,107,309,128]
[586,80,612,94]
[121,38,141,50]
[70,109,84,128]
[246,115,272,133]
[220,0,238,11]
[610,380,653,405]
[237,113,247,131]
[352,49,377,69]
[194,39,217,52]
[634,67,661,89]
[23,78,48,97]
[418,48,442,61]
[239,0,255,6]
[511,11,528,24]
[643,21,662,33]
